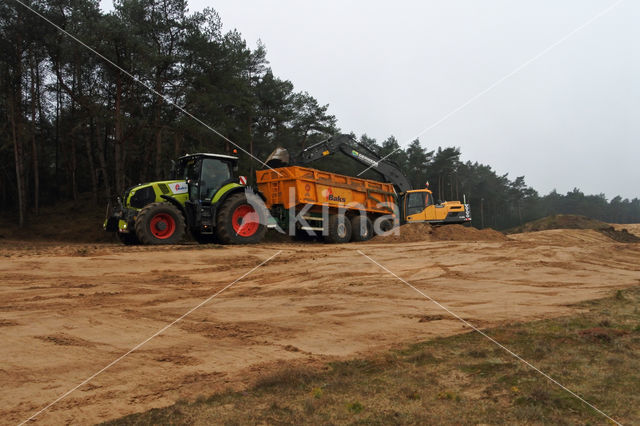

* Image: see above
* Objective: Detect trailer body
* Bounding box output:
[256,166,395,213]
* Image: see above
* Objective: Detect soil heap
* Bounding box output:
[369,223,507,243]
[509,214,640,243]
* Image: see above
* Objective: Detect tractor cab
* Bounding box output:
[172,153,239,203]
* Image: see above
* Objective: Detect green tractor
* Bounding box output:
[104,153,267,245]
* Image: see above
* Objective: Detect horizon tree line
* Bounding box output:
[1,0,638,230]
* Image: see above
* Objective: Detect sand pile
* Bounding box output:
[509,214,609,233]
[510,214,640,243]
[611,223,640,238]
[431,224,508,242]
[599,227,640,243]
[369,223,507,243]
[369,223,434,243]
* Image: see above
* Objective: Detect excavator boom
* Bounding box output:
[267,134,412,193]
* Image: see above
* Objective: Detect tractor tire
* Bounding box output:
[191,230,219,245]
[117,231,139,245]
[350,215,373,242]
[134,202,186,245]
[324,214,352,244]
[215,193,266,244]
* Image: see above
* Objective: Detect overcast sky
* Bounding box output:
[100,0,639,199]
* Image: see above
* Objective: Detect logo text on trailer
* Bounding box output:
[324,188,346,203]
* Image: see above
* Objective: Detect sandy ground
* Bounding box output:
[1,229,639,424]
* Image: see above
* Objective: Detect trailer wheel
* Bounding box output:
[350,215,373,242]
[324,214,352,244]
[374,218,394,236]
[215,193,266,244]
[135,202,186,245]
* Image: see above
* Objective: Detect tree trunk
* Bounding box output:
[154,126,163,180]
[173,132,182,159]
[70,72,78,201]
[29,52,39,216]
[10,31,26,227]
[114,75,124,193]
[55,79,61,198]
[248,115,254,185]
[95,120,112,200]
[9,97,25,227]
[87,118,98,204]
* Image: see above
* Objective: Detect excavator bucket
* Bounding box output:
[265,147,291,168]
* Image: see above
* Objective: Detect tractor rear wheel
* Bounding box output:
[215,193,266,244]
[350,215,373,242]
[135,202,186,245]
[324,214,352,244]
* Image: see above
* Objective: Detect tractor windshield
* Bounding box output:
[200,158,232,200]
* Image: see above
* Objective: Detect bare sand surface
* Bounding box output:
[1,228,639,424]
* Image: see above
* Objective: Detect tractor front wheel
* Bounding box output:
[215,193,266,244]
[135,202,186,245]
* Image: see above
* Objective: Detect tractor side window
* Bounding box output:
[184,159,200,182]
[184,159,201,201]
[406,192,426,215]
[200,158,231,200]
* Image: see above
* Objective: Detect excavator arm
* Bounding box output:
[291,134,412,193]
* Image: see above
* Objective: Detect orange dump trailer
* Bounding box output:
[255,166,396,242]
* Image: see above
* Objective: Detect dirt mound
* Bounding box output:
[599,227,640,243]
[369,223,434,243]
[611,223,640,238]
[510,215,640,243]
[431,225,508,242]
[0,194,110,243]
[369,223,507,243]
[509,214,609,233]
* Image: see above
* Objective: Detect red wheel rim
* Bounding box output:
[150,213,176,239]
[232,204,259,237]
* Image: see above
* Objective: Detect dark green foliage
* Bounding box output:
[0,0,337,222]
[1,0,638,231]
[344,134,640,230]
